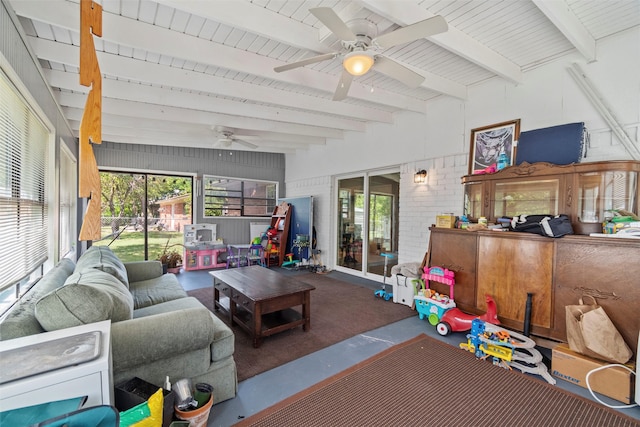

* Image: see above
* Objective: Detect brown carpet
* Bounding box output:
[235,333,640,427]
[187,271,414,382]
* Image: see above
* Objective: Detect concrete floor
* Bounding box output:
[175,268,639,427]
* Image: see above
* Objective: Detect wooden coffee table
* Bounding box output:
[209,266,315,348]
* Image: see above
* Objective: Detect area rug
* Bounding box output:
[235,333,640,427]
[187,271,414,382]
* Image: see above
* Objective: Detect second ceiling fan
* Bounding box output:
[274,7,448,101]
[212,126,259,149]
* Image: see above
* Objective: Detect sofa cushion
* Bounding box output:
[0,258,76,340]
[124,261,163,283]
[112,305,216,369]
[75,245,129,288]
[134,297,234,362]
[129,274,188,310]
[35,269,134,331]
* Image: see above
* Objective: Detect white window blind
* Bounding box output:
[0,69,49,292]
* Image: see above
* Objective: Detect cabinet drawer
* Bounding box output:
[231,291,254,311]
[214,281,231,297]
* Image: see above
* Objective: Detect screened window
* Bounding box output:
[0,69,50,293]
[203,176,277,217]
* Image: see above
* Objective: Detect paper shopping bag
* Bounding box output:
[565,295,632,364]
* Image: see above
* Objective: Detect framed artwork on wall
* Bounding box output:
[468,119,521,175]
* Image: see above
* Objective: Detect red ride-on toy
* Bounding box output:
[435,294,500,336]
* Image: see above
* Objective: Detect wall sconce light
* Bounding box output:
[414,169,427,184]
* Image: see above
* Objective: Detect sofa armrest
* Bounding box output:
[111,307,215,372]
[124,261,163,283]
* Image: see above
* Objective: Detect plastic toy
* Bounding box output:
[415,265,458,325]
[374,288,393,301]
[374,253,395,301]
[436,294,500,336]
[415,266,501,335]
[422,266,455,299]
[414,289,456,325]
[373,253,393,301]
[460,318,556,384]
[281,253,300,269]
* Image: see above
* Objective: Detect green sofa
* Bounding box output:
[0,246,237,404]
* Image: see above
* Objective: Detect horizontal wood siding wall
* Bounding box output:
[94,141,285,244]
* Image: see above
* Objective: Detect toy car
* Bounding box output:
[435,294,500,336]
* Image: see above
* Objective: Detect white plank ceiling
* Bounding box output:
[7,0,640,153]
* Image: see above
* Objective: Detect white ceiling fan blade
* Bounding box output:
[231,133,260,141]
[234,139,258,149]
[374,56,425,88]
[310,7,357,41]
[374,15,448,49]
[274,53,337,73]
[332,70,354,101]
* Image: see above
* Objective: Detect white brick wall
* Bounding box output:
[285,176,333,267]
[286,154,469,269]
[398,155,468,265]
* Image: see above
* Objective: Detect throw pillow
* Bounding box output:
[76,245,130,288]
[35,269,134,331]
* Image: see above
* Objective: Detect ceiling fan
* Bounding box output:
[212,126,259,149]
[274,7,448,101]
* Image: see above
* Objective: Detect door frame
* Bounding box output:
[333,167,399,282]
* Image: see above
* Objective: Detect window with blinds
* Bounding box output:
[0,69,49,293]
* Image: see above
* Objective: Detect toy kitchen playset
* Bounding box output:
[183,224,227,270]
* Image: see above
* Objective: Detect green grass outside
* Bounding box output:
[93,229,184,262]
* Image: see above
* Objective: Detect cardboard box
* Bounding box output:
[552,344,635,404]
[436,215,456,228]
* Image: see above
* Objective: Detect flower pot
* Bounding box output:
[174,394,213,427]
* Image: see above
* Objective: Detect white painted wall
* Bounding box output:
[285,28,640,272]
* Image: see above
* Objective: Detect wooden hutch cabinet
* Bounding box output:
[428,160,640,352]
[462,160,640,233]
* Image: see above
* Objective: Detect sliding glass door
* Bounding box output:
[367,173,398,276]
[337,177,364,271]
[336,171,399,279]
[94,171,192,262]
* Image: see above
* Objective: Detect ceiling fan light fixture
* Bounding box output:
[217,138,233,148]
[343,51,374,76]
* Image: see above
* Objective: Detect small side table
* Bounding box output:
[0,320,113,411]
